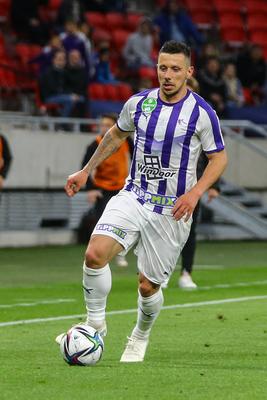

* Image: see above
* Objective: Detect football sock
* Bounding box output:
[131,289,164,340]
[83,262,112,329]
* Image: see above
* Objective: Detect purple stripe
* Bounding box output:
[125,95,148,191]
[153,205,163,214]
[176,103,200,197]
[192,92,224,149]
[153,102,184,213]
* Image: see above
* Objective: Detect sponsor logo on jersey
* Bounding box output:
[132,184,176,207]
[138,155,176,181]
[141,98,157,114]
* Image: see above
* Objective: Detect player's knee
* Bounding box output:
[139,279,159,297]
[85,245,107,268]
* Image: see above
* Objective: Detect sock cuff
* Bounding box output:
[83,262,110,276]
[138,288,163,304]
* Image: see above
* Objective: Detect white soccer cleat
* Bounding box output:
[178,271,197,289]
[116,255,128,268]
[120,336,149,363]
[55,321,107,345]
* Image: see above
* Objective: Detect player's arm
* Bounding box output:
[172,149,227,221]
[65,125,130,197]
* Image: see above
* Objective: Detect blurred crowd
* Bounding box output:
[0,0,266,119]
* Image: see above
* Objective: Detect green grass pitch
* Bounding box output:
[0,241,267,400]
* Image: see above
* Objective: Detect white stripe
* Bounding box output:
[1,294,267,328]
[0,299,76,309]
[200,279,267,290]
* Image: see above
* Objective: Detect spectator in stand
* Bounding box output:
[0,134,12,194]
[56,0,86,27]
[197,42,220,69]
[223,62,244,108]
[153,0,202,49]
[79,113,133,267]
[236,44,266,105]
[39,50,85,118]
[94,47,118,84]
[60,20,91,74]
[29,34,63,75]
[66,49,88,117]
[10,0,49,45]
[123,17,155,70]
[197,56,227,117]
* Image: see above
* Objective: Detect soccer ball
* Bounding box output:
[60,324,104,366]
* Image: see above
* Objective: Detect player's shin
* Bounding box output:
[132,288,164,340]
[83,262,112,336]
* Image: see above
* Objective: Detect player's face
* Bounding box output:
[157,52,194,102]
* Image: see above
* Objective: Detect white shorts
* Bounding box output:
[92,190,191,285]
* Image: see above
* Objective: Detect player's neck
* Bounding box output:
[159,86,188,104]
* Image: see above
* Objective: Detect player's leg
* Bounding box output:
[120,273,163,362]
[82,234,123,335]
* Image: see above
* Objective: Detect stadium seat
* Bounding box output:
[88,83,106,100]
[243,0,267,14]
[247,14,267,34]
[185,0,212,12]
[213,0,242,13]
[250,30,267,47]
[111,29,130,52]
[221,27,247,46]
[190,10,215,29]
[126,13,144,31]
[85,12,106,29]
[105,12,125,30]
[48,0,62,10]
[116,83,133,101]
[103,83,120,101]
[0,0,10,22]
[91,27,112,43]
[219,12,244,30]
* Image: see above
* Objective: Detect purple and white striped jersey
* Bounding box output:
[117,88,225,215]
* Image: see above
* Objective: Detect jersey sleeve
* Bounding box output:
[117,98,135,132]
[197,106,225,153]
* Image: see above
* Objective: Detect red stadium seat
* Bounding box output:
[88,83,106,100]
[48,0,62,10]
[247,14,267,33]
[111,30,130,52]
[104,83,120,101]
[219,12,244,30]
[213,0,242,13]
[185,0,212,12]
[105,12,125,30]
[250,30,267,47]
[116,83,133,101]
[190,10,215,29]
[244,0,267,14]
[85,12,106,29]
[126,13,144,31]
[0,0,11,22]
[91,27,112,43]
[221,27,247,46]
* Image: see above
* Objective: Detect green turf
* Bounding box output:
[0,241,267,400]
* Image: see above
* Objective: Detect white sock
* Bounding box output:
[131,289,164,340]
[83,262,112,329]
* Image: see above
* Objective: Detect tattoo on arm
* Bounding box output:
[82,130,122,175]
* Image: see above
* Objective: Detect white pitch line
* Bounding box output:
[1,294,267,328]
[0,299,76,309]
[200,279,267,290]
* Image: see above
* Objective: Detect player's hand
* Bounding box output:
[87,189,103,204]
[207,188,219,203]
[65,170,88,197]
[172,190,200,222]
[0,175,4,190]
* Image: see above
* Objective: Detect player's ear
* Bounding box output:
[187,65,194,79]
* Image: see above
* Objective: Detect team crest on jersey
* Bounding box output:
[138,155,176,181]
[141,98,157,114]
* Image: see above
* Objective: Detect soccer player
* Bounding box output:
[61,41,227,362]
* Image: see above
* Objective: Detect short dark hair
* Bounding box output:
[159,40,191,60]
[102,113,118,123]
